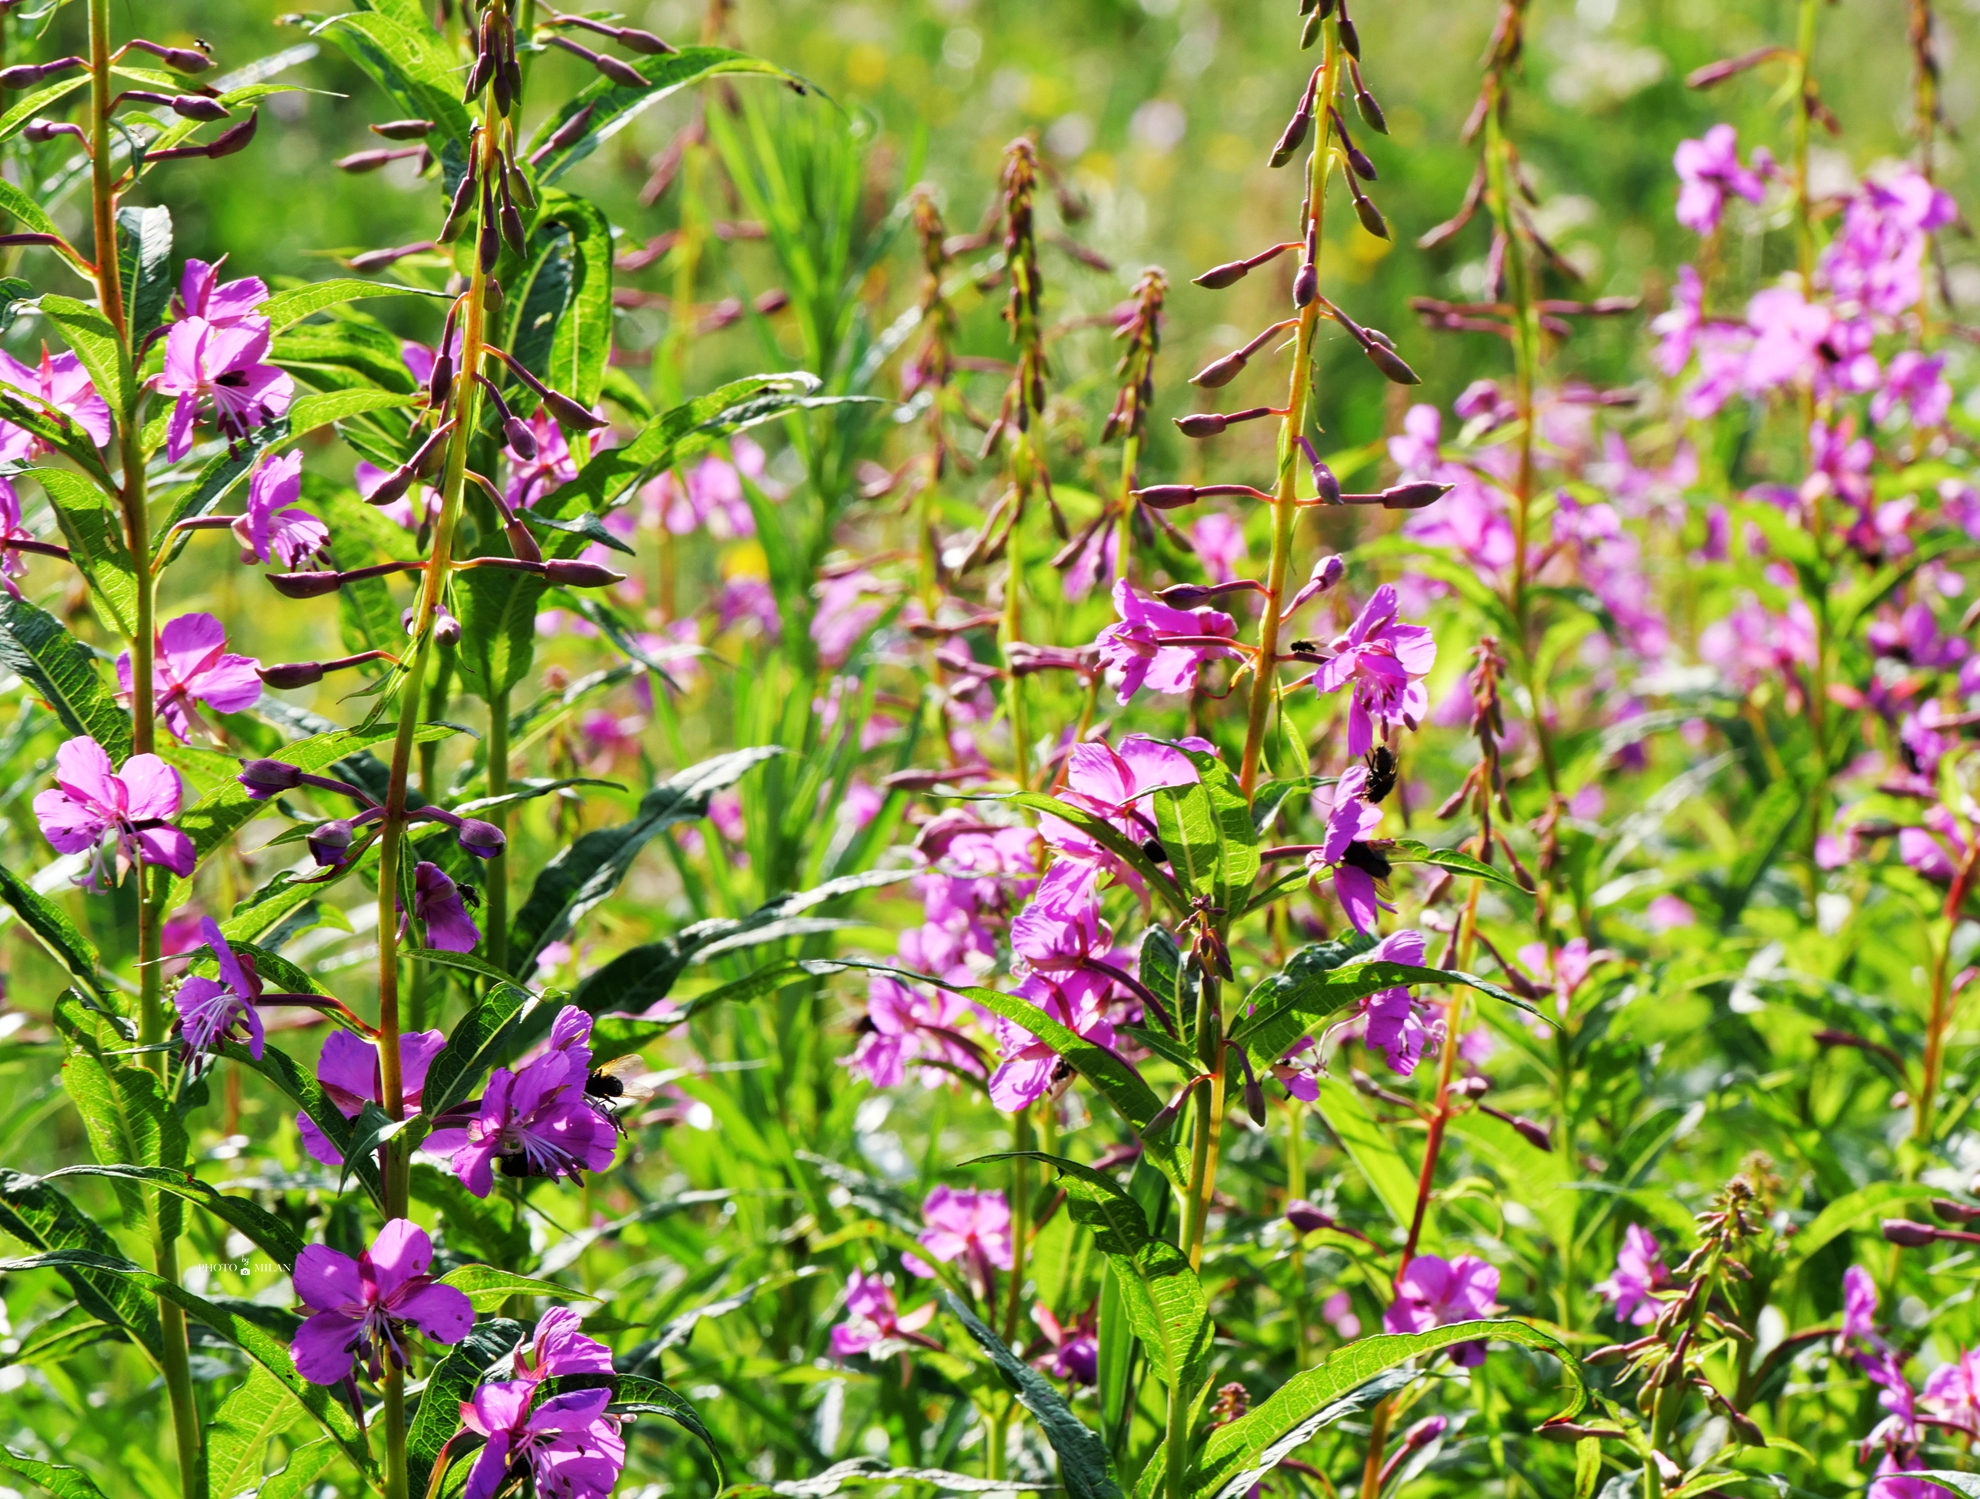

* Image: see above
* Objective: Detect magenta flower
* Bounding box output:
[412,861,480,952]
[1358,930,1433,1076]
[1095,579,1239,706]
[1009,861,1111,973]
[988,968,1118,1113]
[1271,1036,1322,1102]
[0,345,112,461]
[152,316,295,461]
[1593,1224,1667,1327]
[1033,1303,1099,1385]
[1304,765,1391,935]
[1309,585,1436,758]
[1043,735,1198,869]
[812,570,888,669]
[903,1186,1014,1293]
[718,576,781,639]
[1191,512,1247,584]
[1922,1349,1980,1435]
[177,257,270,327]
[504,407,583,509]
[1382,1252,1499,1366]
[1899,806,1969,884]
[296,1028,447,1167]
[1823,165,1955,321]
[174,917,266,1062]
[1842,1265,1880,1344]
[1673,124,1765,234]
[648,441,762,538]
[842,976,985,1089]
[830,1270,936,1359]
[118,612,263,743]
[1698,596,1816,696]
[1740,285,1834,396]
[460,1381,625,1499]
[34,735,195,885]
[234,450,328,569]
[423,1007,616,1197]
[290,1218,474,1385]
[514,1306,616,1385]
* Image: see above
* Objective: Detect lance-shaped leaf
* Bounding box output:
[436,1265,600,1311]
[602,1373,727,1487]
[981,1153,1210,1403]
[0,1170,162,1363]
[39,1165,302,1271]
[0,387,109,475]
[1151,747,1257,928]
[944,1293,1124,1499]
[37,295,131,419]
[259,278,451,335]
[1231,950,1535,1067]
[114,204,174,343]
[407,1317,526,1498]
[55,997,186,1238]
[223,1039,383,1208]
[206,1363,296,1499]
[0,1250,373,1477]
[0,593,131,760]
[419,980,540,1120]
[761,1461,1053,1496]
[310,11,472,143]
[524,48,798,183]
[1381,837,1531,893]
[0,861,109,1001]
[506,746,786,972]
[1003,790,1186,916]
[33,468,137,637]
[454,565,546,705]
[256,1440,340,1499]
[0,1449,112,1499]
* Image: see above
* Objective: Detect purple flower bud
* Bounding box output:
[371,118,434,140]
[498,192,526,257]
[1934,1198,1980,1225]
[1285,1199,1335,1235]
[336,148,410,173]
[308,819,355,868]
[1882,1218,1938,1247]
[503,416,538,460]
[1174,413,1228,438]
[1298,10,1322,48]
[128,39,214,72]
[268,570,344,599]
[1315,554,1345,590]
[24,121,86,145]
[1360,338,1420,386]
[1344,142,1378,182]
[1312,461,1341,503]
[259,661,326,689]
[1380,481,1452,510]
[1352,75,1387,134]
[615,26,678,54]
[1268,110,1311,170]
[348,242,438,274]
[542,389,609,431]
[1135,484,1199,510]
[1337,15,1360,56]
[505,519,543,565]
[1193,259,1250,290]
[202,110,259,160]
[543,558,626,588]
[593,52,647,88]
[455,818,506,859]
[1398,1416,1448,1453]
[1350,184,1388,240]
[1242,1069,1267,1126]
[171,95,230,121]
[0,56,83,88]
[238,759,304,798]
[1191,351,1248,389]
[529,103,596,167]
[433,610,462,647]
[1510,1116,1553,1151]
[439,167,478,243]
[1292,260,1318,308]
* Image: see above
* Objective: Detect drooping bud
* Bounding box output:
[504,519,543,565]
[1191,351,1248,388]
[371,118,434,139]
[439,161,478,243]
[496,169,526,256]
[1135,484,1199,510]
[1268,108,1310,170]
[336,146,423,173]
[308,819,355,869]
[433,610,462,647]
[1509,1116,1553,1151]
[1292,259,1317,308]
[1298,10,1322,48]
[127,38,214,72]
[503,417,537,457]
[1193,259,1252,290]
[544,558,626,588]
[1311,461,1341,505]
[267,570,344,599]
[546,35,646,89]
[527,103,595,167]
[613,26,678,55]
[477,167,500,273]
[1349,60,1387,134]
[0,56,84,88]
[541,388,607,431]
[23,121,86,146]
[1934,1198,1980,1225]
[1379,480,1451,509]
[202,110,259,160]
[167,94,230,121]
[1174,412,1228,438]
[1360,338,1420,385]
[238,759,305,799]
[1882,1219,1938,1247]
[1336,14,1360,56]
[456,819,507,859]
[348,242,438,274]
[1348,178,1389,240]
[258,661,326,689]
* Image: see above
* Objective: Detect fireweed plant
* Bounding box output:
[5,0,1980,1497]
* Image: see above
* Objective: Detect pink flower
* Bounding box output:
[504,407,584,509]
[903,1186,1014,1292]
[1842,1265,1880,1345]
[460,1382,625,1499]
[1095,579,1239,705]
[177,257,269,327]
[1873,351,1951,429]
[514,1305,616,1385]
[1645,895,1695,932]
[173,917,266,1062]
[1383,1252,1499,1366]
[118,612,263,743]
[1272,1036,1322,1101]
[1899,805,1968,884]
[988,968,1118,1113]
[0,345,112,461]
[33,735,195,885]
[843,976,985,1089]
[812,571,888,668]
[423,1006,616,1197]
[296,1028,447,1167]
[1191,512,1247,584]
[1042,734,1197,869]
[1320,1289,1361,1339]
[831,1270,936,1358]
[1515,937,1609,1022]
[289,1219,474,1384]
[647,440,762,537]
[411,861,480,952]
[1741,284,1833,396]
[1304,765,1391,934]
[152,316,295,460]
[1310,585,1437,758]
[1593,1225,1667,1326]
[233,450,328,568]
[1673,125,1765,234]
[1698,597,1816,695]
[719,576,781,638]
[1357,930,1433,1076]
[1033,1303,1099,1384]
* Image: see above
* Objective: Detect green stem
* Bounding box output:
[1002,1105,1032,1342]
[1002,470,1031,790]
[485,687,510,973]
[1790,0,1819,281]
[1238,41,1337,800]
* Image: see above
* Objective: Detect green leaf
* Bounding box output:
[255,1440,339,1499]
[54,998,187,1238]
[33,467,137,637]
[1778,1182,1943,1278]
[420,981,541,1120]
[1382,838,1531,893]
[223,1039,383,1207]
[1308,1075,1421,1234]
[523,48,798,185]
[0,179,66,243]
[37,294,131,419]
[943,1292,1124,1499]
[287,386,417,435]
[0,76,89,146]
[453,565,545,703]
[0,1170,163,1363]
[0,1448,112,1499]
[534,373,881,522]
[435,1264,600,1310]
[0,388,110,474]
[39,1165,303,1271]
[310,12,473,144]
[0,861,109,1001]
[1004,791,1187,917]
[1196,1369,1414,1499]
[1231,954,1535,1066]
[507,746,785,971]
[206,1363,295,1499]
[0,592,131,759]
[738,1462,1051,1495]
[114,204,174,344]
[602,1374,728,1489]
[272,318,419,393]
[407,1319,526,1498]
[0,1250,373,1478]
[537,193,613,409]
[1151,748,1256,927]
[1918,1476,1980,1499]
[1179,1321,1587,1499]
[0,1304,124,1371]
[260,277,450,335]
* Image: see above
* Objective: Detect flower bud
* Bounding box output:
[1510,1116,1553,1151]
[595,52,646,88]
[1191,351,1248,389]
[615,26,678,54]
[1135,484,1199,510]
[162,94,228,121]
[1243,1069,1267,1127]
[483,276,505,323]
[1285,1199,1334,1235]
[1882,1218,1937,1247]
[503,416,538,460]
[336,148,408,173]
[1192,259,1250,290]
[237,759,304,798]
[433,608,462,647]
[1353,78,1387,134]
[529,103,596,166]
[1934,1198,1980,1224]
[1349,183,1389,240]
[1268,110,1311,169]
[542,389,609,431]
[1398,1416,1448,1453]
[439,167,478,243]
[1313,554,1345,591]
[371,118,434,139]
[1312,462,1341,504]
[258,661,326,689]
[1336,15,1360,56]
[1292,260,1317,308]
[504,519,543,565]
[308,819,355,868]
[1380,481,1451,510]
[1174,412,1228,438]
[1344,141,1378,182]
[0,57,83,88]
[268,570,344,599]
[499,200,526,256]
[348,241,438,274]
[130,39,215,72]
[456,818,507,859]
[1298,10,1322,48]
[23,121,85,145]
[544,558,626,587]
[1360,338,1420,386]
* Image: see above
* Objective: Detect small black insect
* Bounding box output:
[498,1151,530,1178]
[1142,837,1170,864]
[1363,745,1397,803]
[1341,841,1392,879]
[456,881,482,910]
[584,1071,626,1099]
[1289,639,1318,655]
